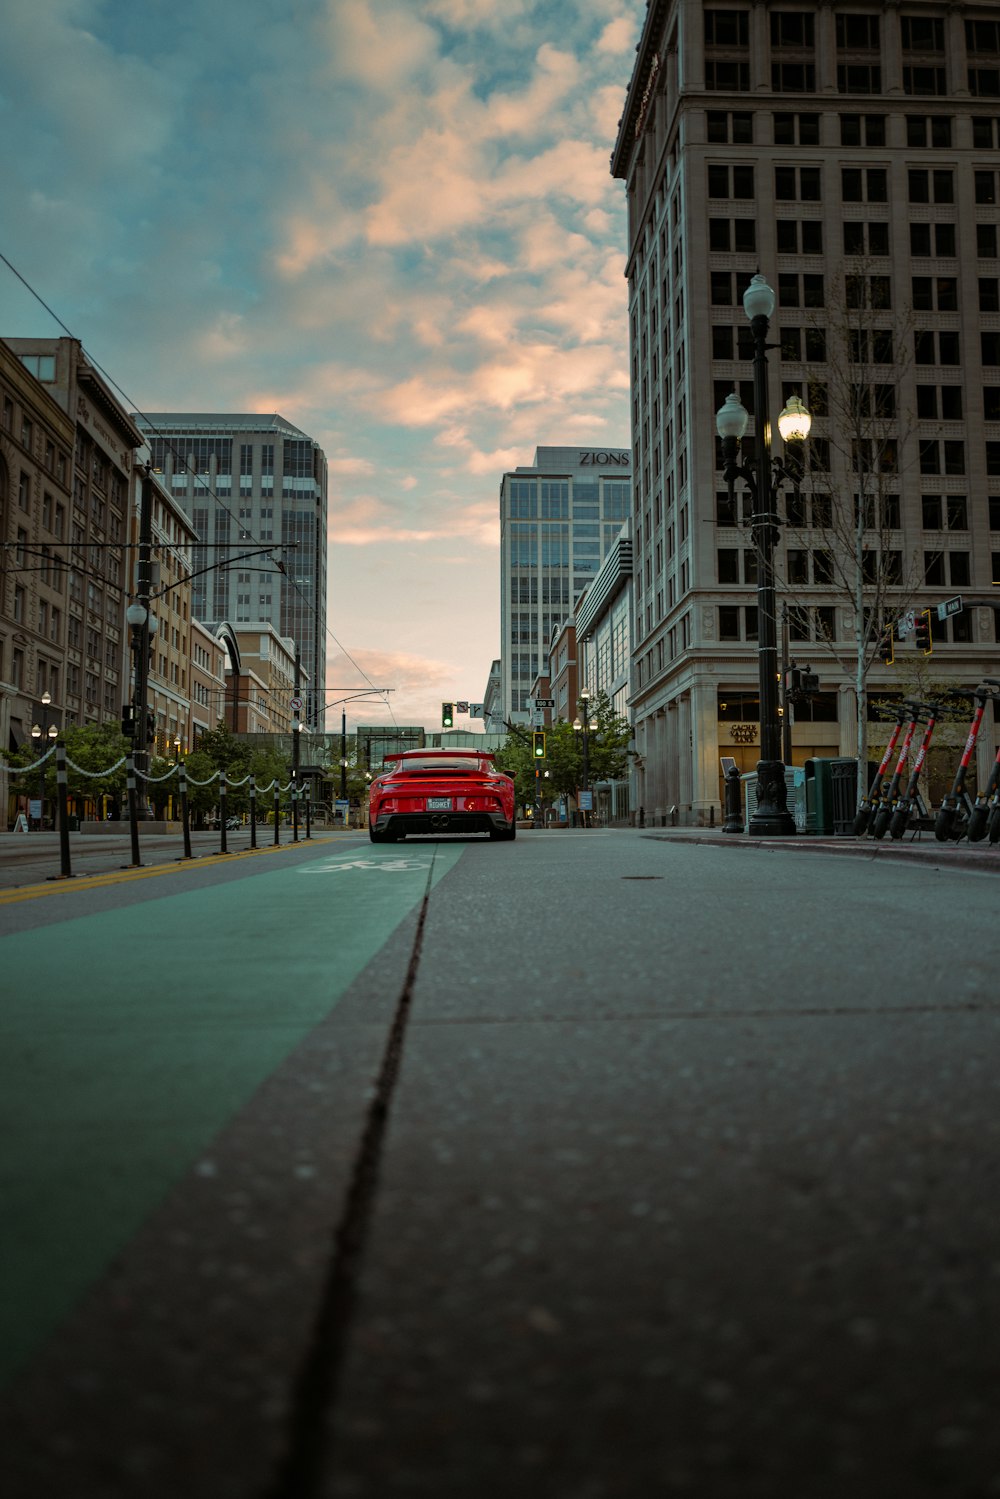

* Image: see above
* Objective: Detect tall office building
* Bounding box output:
[136,414,328,729]
[613,2,1000,824]
[499,445,632,725]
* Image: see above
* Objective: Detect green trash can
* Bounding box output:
[804,758,857,835]
[804,759,830,834]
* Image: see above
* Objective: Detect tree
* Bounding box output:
[771,260,926,795]
[4,722,130,819]
[494,692,633,817]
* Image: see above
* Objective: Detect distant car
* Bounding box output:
[368,750,516,843]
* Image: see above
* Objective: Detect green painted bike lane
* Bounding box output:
[0,843,466,1386]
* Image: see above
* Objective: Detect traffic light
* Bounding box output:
[146,711,156,746]
[532,732,546,759]
[121,703,135,738]
[915,608,933,655]
[442,702,454,728]
[878,626,895,665]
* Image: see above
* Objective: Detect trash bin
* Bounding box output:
[804,758,857,835]
[829,758,858,834]
[66,815,79,831]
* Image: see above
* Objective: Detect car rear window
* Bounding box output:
[393,757,491,774]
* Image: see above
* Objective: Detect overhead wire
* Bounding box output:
[0,249,393,719]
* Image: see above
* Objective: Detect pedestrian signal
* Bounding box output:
[532,732,546,759]
[915,609,933,655]
[442,702,454,728]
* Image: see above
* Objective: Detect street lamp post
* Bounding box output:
[573,688,592,827]
[716,271,811,837]
[30,691,59,828]
[126,599,158,817]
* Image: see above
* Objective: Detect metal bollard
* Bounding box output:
[723,767,743,834]
[249,777,257,850]
[180,767,193,859]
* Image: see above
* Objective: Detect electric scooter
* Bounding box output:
[870,701,923,841]
[889,702,941,841]
[935,682,1000,841]
[855,703,907,836]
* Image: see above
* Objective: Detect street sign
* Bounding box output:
[456,700,469,712]
[533,698,555,708]
[290,696,302,710]
[936,595,963,621]
[898,609,916,639]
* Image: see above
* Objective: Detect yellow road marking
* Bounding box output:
[0,836,339,906]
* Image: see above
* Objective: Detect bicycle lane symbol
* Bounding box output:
[298,856,433,874]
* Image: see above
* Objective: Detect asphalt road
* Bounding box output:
[1,829,998,1498]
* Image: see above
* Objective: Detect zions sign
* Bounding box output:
[578,450,631,466]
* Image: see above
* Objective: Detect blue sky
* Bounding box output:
[0,0,639,729]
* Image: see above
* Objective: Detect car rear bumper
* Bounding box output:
[373,810,511,836]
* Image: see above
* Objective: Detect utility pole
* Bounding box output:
[125,468,155,817]
[291,649,301,840]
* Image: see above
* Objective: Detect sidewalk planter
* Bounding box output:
[804,758,858,835]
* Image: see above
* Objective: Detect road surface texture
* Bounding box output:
[1,828,998,1498]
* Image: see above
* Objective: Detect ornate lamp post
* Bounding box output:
[30,691,59,828]
[573,688,592,827]
[126,600,158,819]
[716,272,811,836]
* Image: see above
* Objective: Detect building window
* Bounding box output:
[908,169,954,203]
[917,385,963,419]
[717,548,740,583]
[907,115,953,147]
[711,270,754,305]
[841,167,887,202]
[706,59,750,90]
[911,276,958,311]
[843,222,889,256]
[910,223,955,257]
[708,164,755,199]
[718,606,741,641]
[840,113,886,146]
[846,274,891,310]
[704,10,749,46]
[709,218,757,253]
[904,67,946,96]
[915,331,960,365]
[777,219,823,254]
[773,112,820,145]
[707,111,754,144]
[772,62,816,92]
[775,166,822,201]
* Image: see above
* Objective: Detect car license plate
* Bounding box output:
[427,797,453,810]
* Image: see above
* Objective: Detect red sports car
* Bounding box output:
[368,749,516,842]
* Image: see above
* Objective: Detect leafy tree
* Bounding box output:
[774,260,924,794]
[495,692,633,815]
[181,750,221,825]
[4,722,130,818]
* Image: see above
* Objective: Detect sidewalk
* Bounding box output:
[638,823,1000,871]
[0,826,354,891]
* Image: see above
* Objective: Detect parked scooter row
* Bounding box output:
[935,680,1000,844]
[855,683,1000,844]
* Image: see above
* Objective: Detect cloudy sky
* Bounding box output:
[0,0,639,730]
